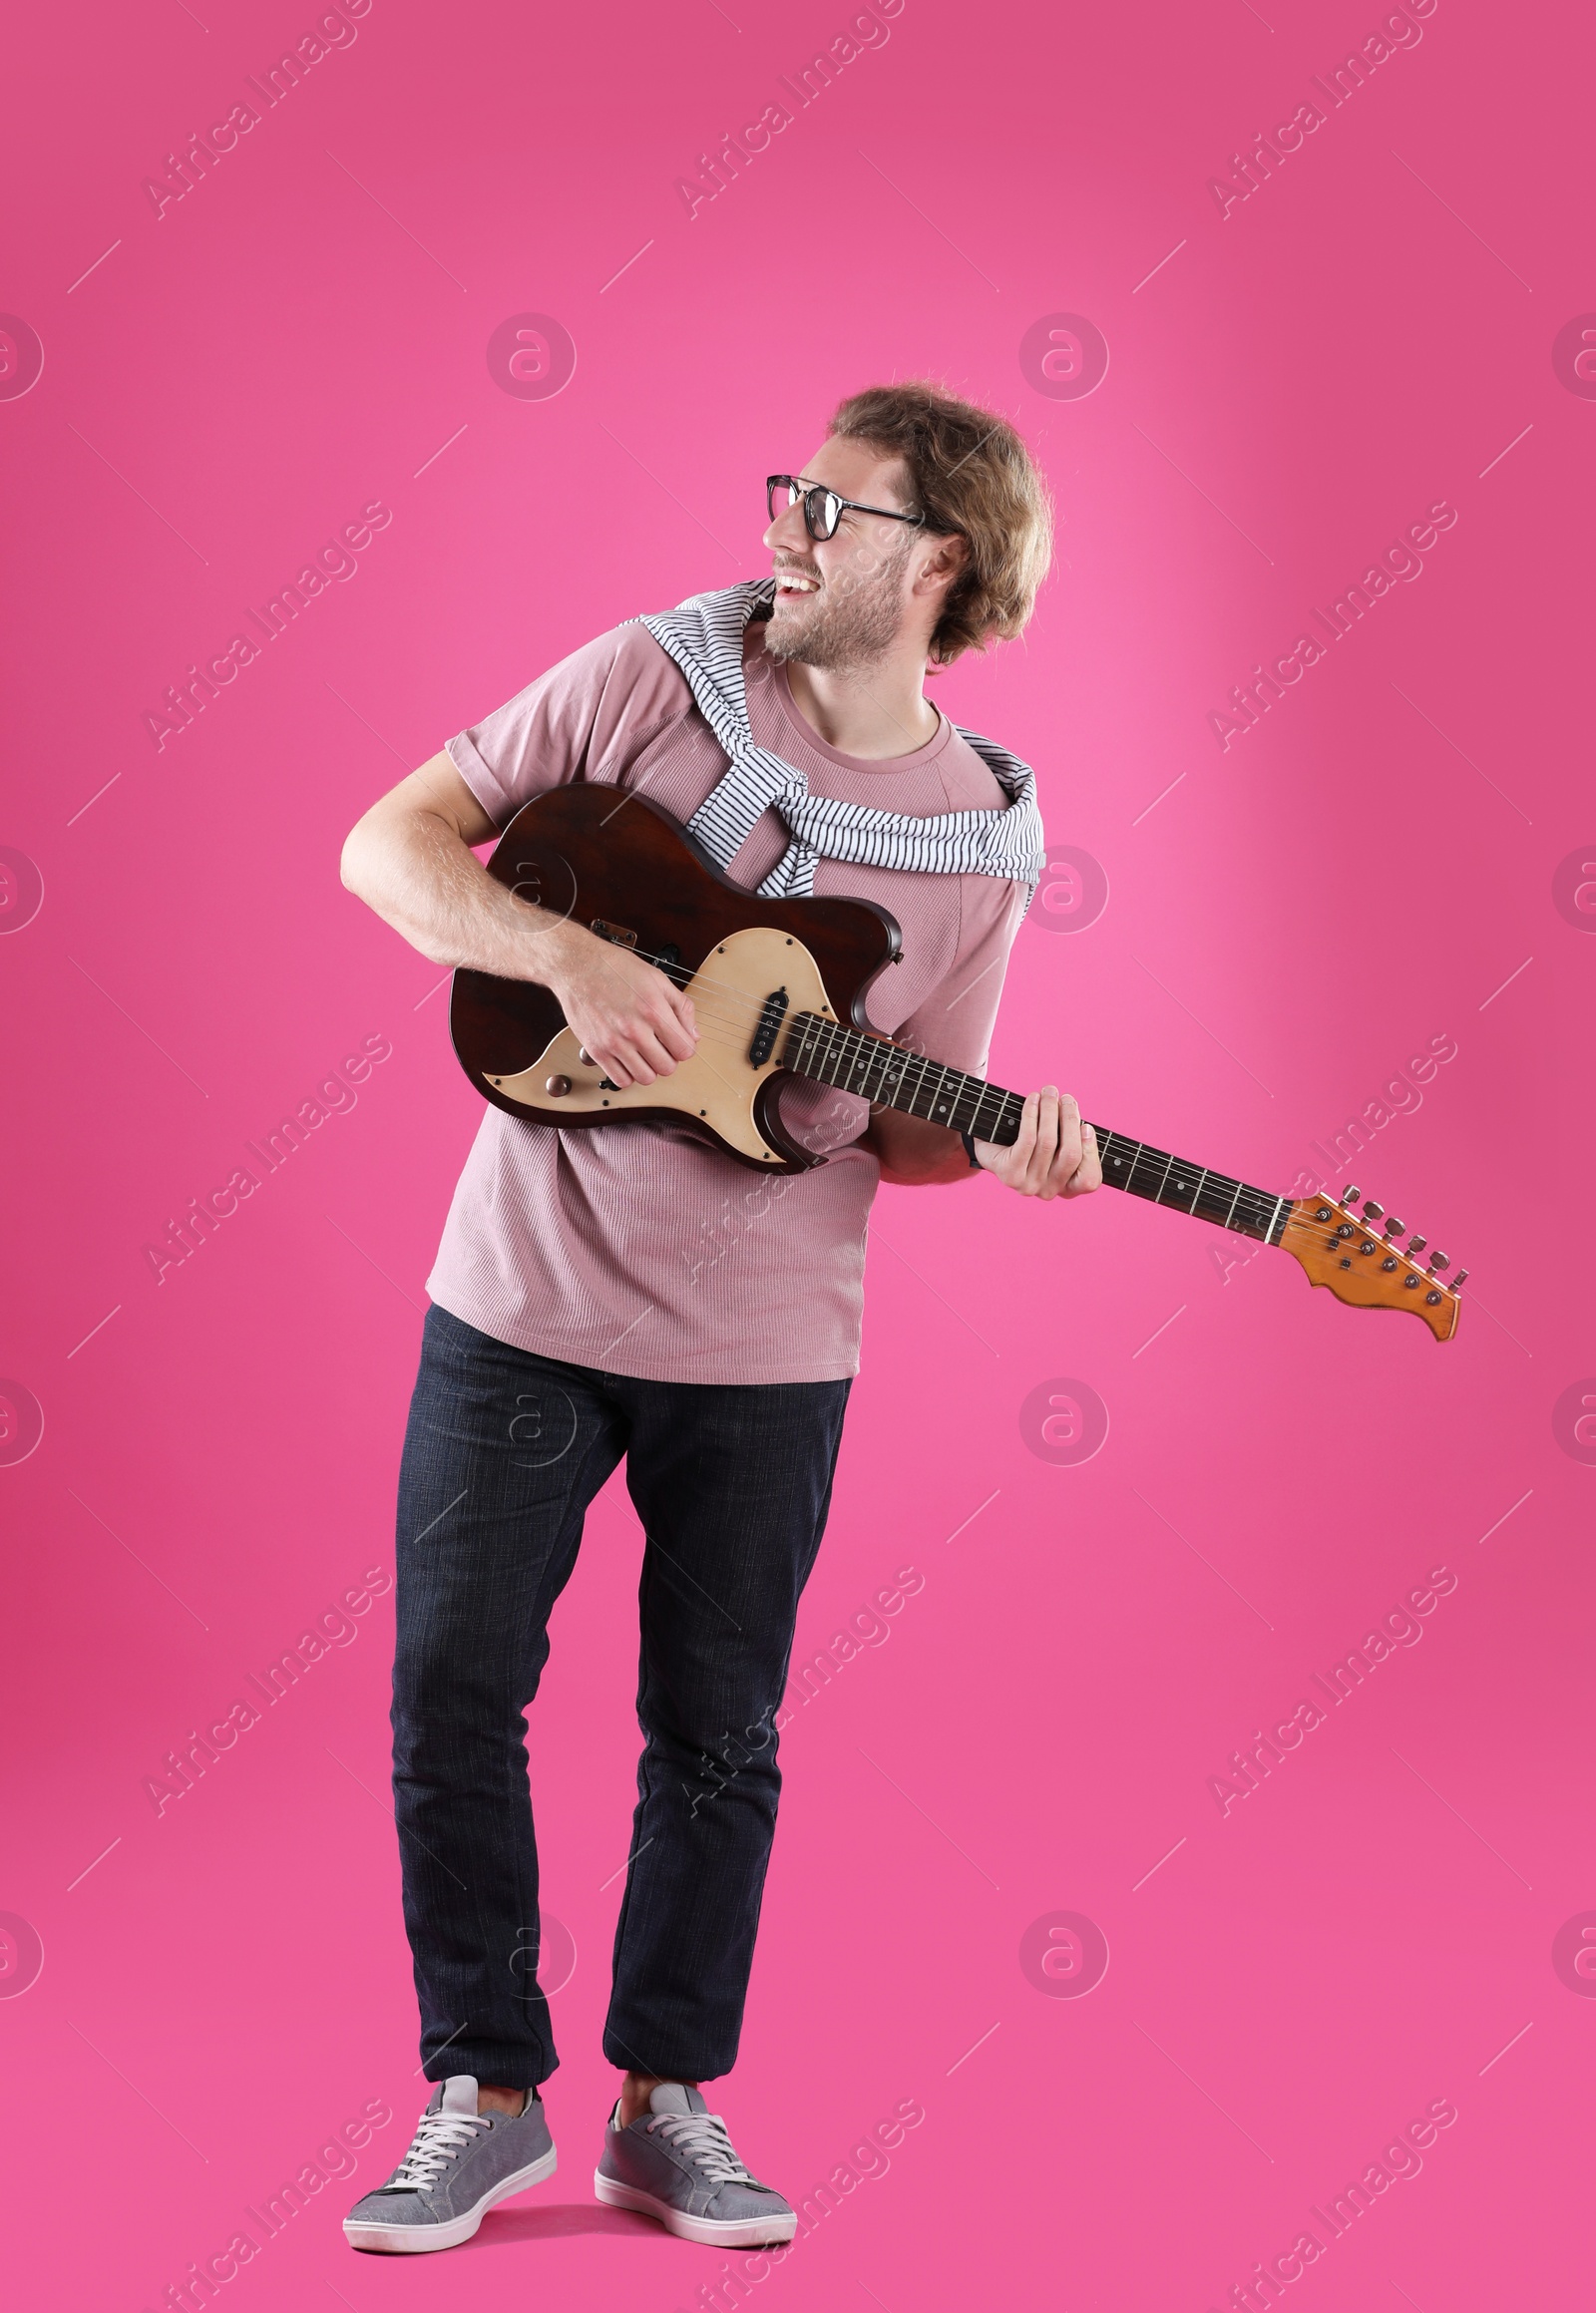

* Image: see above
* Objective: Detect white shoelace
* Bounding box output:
[645,2109,757,2186]
[386,2108,491,2189]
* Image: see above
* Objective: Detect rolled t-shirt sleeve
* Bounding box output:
[445,622,690,829]
[785,872,1026,1161]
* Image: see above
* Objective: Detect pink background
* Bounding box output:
[3,0,1592,2306]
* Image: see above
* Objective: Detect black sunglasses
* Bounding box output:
[766,473,927,543]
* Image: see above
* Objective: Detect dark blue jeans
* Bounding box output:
[391,1305,851,2091]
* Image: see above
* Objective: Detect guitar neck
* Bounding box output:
[781,1010,1290,1245]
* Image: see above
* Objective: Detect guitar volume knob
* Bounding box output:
[545,1075,572,1098]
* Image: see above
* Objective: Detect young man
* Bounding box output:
[338,385,1102,2256]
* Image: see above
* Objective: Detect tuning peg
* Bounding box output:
[1406,1235,1427,1257]
[1363,1200,1385,1223]
[1426,1251,1449,1274]
[1382,1216,1405,1239]
[1450,1269,1468,1290]
[1342,1185,1362,1204]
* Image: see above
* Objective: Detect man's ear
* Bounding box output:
[915,531,968,598]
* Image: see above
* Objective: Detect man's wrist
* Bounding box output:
[521,910,589,987]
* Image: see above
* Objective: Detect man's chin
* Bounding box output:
[763,602,816,662]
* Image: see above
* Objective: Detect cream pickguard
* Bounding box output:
[485,926,838,1165]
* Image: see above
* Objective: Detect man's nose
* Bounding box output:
[764,502,809,553]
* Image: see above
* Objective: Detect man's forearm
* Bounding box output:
[863,1109,977,1186]
[340,763,699,1086]
[340,799,578,983]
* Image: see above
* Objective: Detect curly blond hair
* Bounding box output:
[827,382,1053,663]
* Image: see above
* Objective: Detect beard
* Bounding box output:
[763,531,914,670]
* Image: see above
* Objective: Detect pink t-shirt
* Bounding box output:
[426,616,1027,1383]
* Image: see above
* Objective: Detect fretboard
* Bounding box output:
[780,1011,1289,1243]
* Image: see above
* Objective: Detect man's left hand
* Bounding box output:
[975,1086,1102,1200]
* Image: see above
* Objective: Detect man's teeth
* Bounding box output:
[776,574,818,592]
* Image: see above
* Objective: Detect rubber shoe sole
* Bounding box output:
[344,2145,558,2253]
[593,2168,797,2247]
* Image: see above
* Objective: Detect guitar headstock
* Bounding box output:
[1278,1186,1463,1342]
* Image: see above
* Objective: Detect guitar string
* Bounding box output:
[565,954,1130,1162]
[538,1039,1400,1260]
[572,949,1419,1227]
[549,999,1388,1252]
[774,1025,1441,1261]
[586,958,1434,1236]
[535,998,1383,1245]
[514,951,1438,1268]
[523,1024,1434,1267]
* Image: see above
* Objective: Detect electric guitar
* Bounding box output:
[450,787,1464,1341]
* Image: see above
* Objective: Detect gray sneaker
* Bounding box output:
[594,2083,796,2247]
[343,2076,556,2253]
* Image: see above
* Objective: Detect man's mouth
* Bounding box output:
[773,569,820,599]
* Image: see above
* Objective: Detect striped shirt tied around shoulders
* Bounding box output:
[631,579,1046,905]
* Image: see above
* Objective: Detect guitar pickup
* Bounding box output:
[748,986,789,1067]
[591,919,637,948]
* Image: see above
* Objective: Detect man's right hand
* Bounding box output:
[339,753,699,1091]
[540,922,697,1089]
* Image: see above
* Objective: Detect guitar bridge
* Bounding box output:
[748,986,789,1068]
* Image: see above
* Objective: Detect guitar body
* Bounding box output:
[449,784,903,1173]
